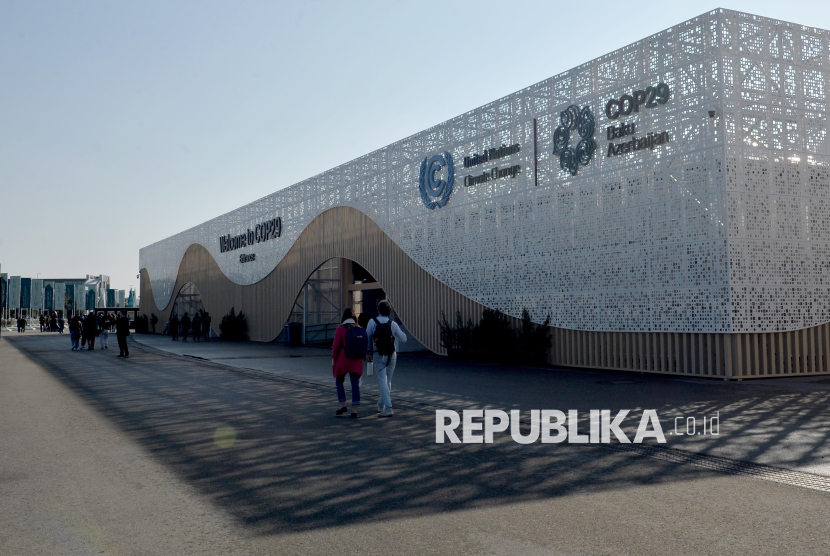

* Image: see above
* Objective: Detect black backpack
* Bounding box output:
[373,317,396,356]
[344,325,369,360]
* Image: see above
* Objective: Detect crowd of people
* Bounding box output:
[331,300,407,419]
[67,311,132,357]
[162,311,211,342]
[13,311,66,333]
[14,301,408,419]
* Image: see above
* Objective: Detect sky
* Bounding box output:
[2,0,830,293]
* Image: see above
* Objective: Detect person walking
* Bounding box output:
[83,312,98,350]
[192,313,201,343]
[39,315,45,332]
[99,316,111,350]
[69,315,81,350]
[58,316,65,334]
[202,312,211,341]
[169,314,180,341]
[366,300,407,417]
[150,313,158,334]
[17,317,25,333]
[332,308,367,419]
[115,310,131,357]
[180,313,191,342]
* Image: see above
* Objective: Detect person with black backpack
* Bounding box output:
[332,308,368,419]
[366,300,407,417]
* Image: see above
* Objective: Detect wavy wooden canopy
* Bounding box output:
[140,206,488,352]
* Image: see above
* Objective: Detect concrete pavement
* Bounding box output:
[3,333,830,555]
[134,333,830,476]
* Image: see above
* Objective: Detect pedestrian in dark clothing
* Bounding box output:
[332,308,366,419]
[192,314,201,342]
[202,313,211,341]
[39,315,45,332]
[58,317,65,334]
[150,313,158,334]
[181,313,191,342]
[169,314,180,341]
[17,318,25,333]
[69,316,81,349]
[116,311,131,357]
[100,317,111,350]
[82,312,98,350]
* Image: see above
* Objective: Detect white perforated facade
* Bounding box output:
[141,9,829,336]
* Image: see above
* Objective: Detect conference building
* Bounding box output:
[140,9,830,379]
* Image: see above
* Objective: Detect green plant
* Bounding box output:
[516,309,551,365]
[439,310,456,352]
[437,307,551,365]
[475,309,515,362]
[219,307,248,341]
[440,310,477,356]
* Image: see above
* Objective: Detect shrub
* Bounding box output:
[439,311,456,352]
[474,309,515,363]
[219,307,248,341]
[440,310,476,357]
[135,314,149,334]
[515,309,551,365]
[438,307,551,366]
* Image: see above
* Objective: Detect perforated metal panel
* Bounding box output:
[141,9,829,335]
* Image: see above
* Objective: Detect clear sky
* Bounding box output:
[2,1,829,293]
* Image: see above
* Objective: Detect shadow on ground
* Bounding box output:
[6,334,826,535]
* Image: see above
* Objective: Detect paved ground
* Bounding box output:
[135,333,830,475]
[2,333,830,555]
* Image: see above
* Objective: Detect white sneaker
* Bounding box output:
[379,407,394,417]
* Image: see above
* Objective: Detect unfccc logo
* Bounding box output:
[552,105,596,176]
[419,152,454,209]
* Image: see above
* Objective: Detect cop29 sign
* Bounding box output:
[605,83,670,119]
[419,152,455,209]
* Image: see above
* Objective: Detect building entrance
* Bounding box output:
[279,258,425,351]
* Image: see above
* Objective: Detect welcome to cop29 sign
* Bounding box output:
[218,217,282,254]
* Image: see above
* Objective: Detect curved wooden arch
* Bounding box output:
[140,205,488,353]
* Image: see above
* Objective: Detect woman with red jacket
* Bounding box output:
[332,308,366,418]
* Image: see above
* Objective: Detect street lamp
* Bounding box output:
[36,273,41,319]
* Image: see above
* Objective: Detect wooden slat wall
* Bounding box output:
[140,206,830,378]
[140,206,489,354]
[549,325,830,378]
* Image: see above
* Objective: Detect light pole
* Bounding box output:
[36,273,41,319]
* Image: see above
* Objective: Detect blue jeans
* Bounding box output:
[375,353,397,409]
[70,331,80,349]
[336,372,361,405]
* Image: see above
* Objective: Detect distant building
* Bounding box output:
[1,273,113,318]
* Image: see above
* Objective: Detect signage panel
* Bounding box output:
[8,277,20,310]
[31,279,43,311]
[54,283,66,313]
[0,273,6,311]
[73,284,85,312]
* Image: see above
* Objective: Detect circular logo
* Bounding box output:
[552,105,596,176]
[419,152,454,210]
